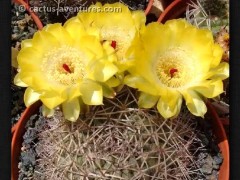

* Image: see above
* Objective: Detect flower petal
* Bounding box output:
[91,61,118,82]
[182,90,207,117]
[157,90,182,119]
[99,83,116,98]
[161,90,182,109]
[87,2,133,28]
[24,87,40,107]
[21,39,33,48]
[40,91,66,109]
[138,92,159,108]
[66,85,82,101]
[42,105,55,117]
[105,76,121,87]
[131,10,146,28]
[32,30,60,52]
[64,17,86,40]
[14,73,28,87]
[44,23,73,46]
[124,75,159,96]
[62,98,80,121]
[191,80,223,98]
[205,62,229,80]
[17,47,43,68]
[211,44,223,68]
[74,35,103,60]
[19,72,51,91]
[80,80,103,105]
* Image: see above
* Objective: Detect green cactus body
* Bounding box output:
[33,88,205,179]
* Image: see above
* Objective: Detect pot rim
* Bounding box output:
[145,0,154,15]
[157,0,190,23]
[206,101,229,180]
[11,101,41,180]
[13,0,43,29]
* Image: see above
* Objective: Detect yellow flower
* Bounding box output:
[14,20,118,121]
[76,2,146,72]
[125,19,229,118]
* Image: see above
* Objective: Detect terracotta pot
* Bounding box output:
[206,101,229,180]
[11,101,41,180]
[11,101,229,180]
[145,0,154,15]
[158,0,192,23]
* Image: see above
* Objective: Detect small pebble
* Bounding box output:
[201,163,213,175]
[213,154,223,165]
[212,163,219,170]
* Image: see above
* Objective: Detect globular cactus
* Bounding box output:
[32,88,206,180]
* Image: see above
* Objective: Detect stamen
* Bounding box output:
[111,41,117,49]
[62,64,71,73]
[170,68,178,78]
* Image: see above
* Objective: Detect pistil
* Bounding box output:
[111,40,117,49]
[62,64,72,73]
[169,68,178,78]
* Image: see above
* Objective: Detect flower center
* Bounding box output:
[101,27,134,61]
[41,46,86,85]
[155,48,196,88]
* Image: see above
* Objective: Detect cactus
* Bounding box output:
[186,0,212,29]
[32,87,206,179]
[186,0,228,34]
[201,0,228,18]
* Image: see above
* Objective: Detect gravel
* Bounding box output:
[18,110,47,180]
[194,117,224,180]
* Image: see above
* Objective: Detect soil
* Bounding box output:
[11,83,25,125]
